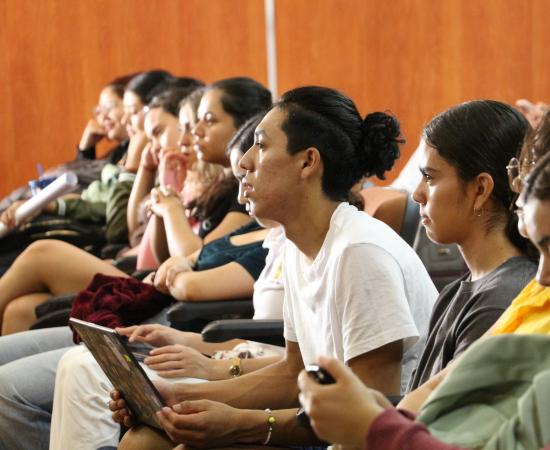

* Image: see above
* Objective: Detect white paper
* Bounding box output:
[0,172,78,239]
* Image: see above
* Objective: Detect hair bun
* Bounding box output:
[361,112,403,179]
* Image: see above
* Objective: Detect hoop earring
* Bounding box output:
[474,207,483,217]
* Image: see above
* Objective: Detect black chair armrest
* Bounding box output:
[201,319,284,347]
[30,309,72,330]
[35,294,76,318]
[101,243,127,259]
[167,299,254,325]
[112,255,138,274]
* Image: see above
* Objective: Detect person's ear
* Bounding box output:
[300,147,322,180]
[472,172,495,213]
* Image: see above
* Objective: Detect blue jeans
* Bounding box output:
[0,310,171,450]
[0,327,74,450]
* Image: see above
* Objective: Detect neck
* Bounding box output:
[459,227,522,281]
[283,198,340,262]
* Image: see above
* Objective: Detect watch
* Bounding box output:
[228,357,242,377]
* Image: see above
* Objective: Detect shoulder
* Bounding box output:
[476,256,537,296]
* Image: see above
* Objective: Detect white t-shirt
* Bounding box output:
[252,226,285,320]
[283,203,437,392]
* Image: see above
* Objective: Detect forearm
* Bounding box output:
[127,167,155,234]
[205,354,283,381]
[231,408,321,446]
[174,358,301,409]
[163,206,202,257]
[124,133,148,173]
[150,216,170,263]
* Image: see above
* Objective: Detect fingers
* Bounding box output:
[148,344,183,356]
[115,325,137,337]
[317,355,348,382]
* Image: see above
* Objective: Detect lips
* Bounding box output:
[241,179,254,198]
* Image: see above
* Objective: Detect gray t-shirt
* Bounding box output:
[408,256,536,390]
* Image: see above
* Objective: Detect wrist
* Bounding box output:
[235,408,273,444]
[210,358,233,380]
[140,162,157,172]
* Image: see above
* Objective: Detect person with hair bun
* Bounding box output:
[113,86,437,449]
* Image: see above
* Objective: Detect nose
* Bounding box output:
[239,144,256,172]
[536,253,550,287]
[412,179,426,206]
[179,127,192,148]
[193,120,205,138]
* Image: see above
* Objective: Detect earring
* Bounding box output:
[474,207,483,217]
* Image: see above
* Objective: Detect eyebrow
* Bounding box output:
[419,166,438,176]
[537,236,550,247]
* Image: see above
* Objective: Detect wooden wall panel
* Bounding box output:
[275,0,550,184]
[2,0,550,196]
[0,0,267,196]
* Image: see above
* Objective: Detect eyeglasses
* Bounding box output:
[92,102,121,116]
[506,156,536,194]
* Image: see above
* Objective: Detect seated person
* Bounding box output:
[406,100,536,390]
[111,86,438,449]
[0,70,175,232]
[0,73,133,214]
[127,77,272,260]
[298,148,550,450]
[0,99,274,450]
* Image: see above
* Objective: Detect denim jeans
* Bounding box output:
[0,309,171,450]
[0,327,74,450]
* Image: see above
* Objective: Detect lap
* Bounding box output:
[0,346,74,409]
[0,326,73,365]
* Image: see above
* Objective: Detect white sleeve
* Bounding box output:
[282,289,298,343]
[335,243,419,362]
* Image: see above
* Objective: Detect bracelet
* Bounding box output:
[228,358,242,378]
[262,408,276,445]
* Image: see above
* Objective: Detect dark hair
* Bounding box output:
[423,100,531,254]
[276,86,402,202]
[226,113,265,156]
[148,76,204,102]
[209,77,272,128]
[105,73,141,98]
[148,86,201,117]
[524,147,550,203]
[125,70,173,104]
[178,87,205,121]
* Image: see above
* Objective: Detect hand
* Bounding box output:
[156,399,247,447]
[154,255,194,293]
[145,344,215,379]
[516,99,549,128]
[109,389,135,428]
[1,200,25,229]
[79,118,105,149]
[140,143,160,171]
[0,200,41,230]
[297,356,391,447]
[149,187,183,218]
[116,323,184,347]
[159,150,188,192]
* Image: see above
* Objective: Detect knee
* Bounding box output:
[2,298,37,333]
[118,426,175,450]
[20,239,61,261]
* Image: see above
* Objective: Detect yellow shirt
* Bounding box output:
[491,279,550,335]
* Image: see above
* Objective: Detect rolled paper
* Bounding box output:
[0,172,78,239]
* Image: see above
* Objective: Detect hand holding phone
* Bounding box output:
[297,364,335,428]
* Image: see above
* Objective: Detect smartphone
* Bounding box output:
[297,364,336,428]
